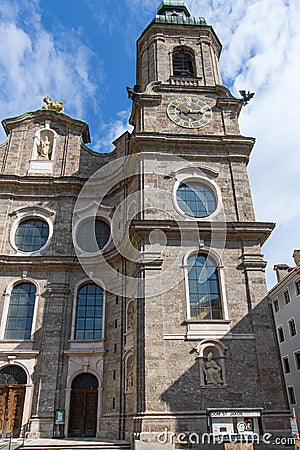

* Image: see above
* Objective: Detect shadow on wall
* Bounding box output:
[159,295,290,437]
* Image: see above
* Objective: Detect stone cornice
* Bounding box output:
[0,255,80,267]
[130,220,275,245]
[0,174,87,185]
[130,133,255,160]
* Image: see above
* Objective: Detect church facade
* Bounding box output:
[0,1,290,448]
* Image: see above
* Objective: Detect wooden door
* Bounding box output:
[0,385,25,436]
[69,389,97,437]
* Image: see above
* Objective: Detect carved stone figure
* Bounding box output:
[37,136,51,159]
[203,352,223,385]
[42,96,64,112]
[127,308,135,332]
[126,369,134,392]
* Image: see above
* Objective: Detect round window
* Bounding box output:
[176,181,217,218]
[15,218,49,252]
[76,218,110,253]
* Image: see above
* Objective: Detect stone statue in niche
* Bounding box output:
[127,308,135,332]
[37,135,52,159]
[203,352,223,385]
[126,369,134,392]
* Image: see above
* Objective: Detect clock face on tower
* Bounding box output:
[167,96,213,128]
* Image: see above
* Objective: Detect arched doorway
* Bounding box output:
[69,373,98,437]
[0,365,27,437]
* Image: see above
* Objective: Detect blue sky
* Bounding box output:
[0,0,299,287]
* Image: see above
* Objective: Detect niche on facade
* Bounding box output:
[195,339,227,387]
[124,353,134,394]
[28,122,57,174]
[124,300,135,351]
[126,300,135,334]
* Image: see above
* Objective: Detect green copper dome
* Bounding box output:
[154,1,207,26]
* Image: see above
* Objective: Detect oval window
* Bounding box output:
[176,181,217,218]
[76,218,110,253]
[15,218,49,252]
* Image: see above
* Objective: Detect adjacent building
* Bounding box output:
[269,251,300,425]
[0,1,290,448]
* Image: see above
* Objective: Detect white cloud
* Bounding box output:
[134,0,300,285]
[184,0,300,286]
[0,0,299,286]
[125,0,155,14]
[0,0,100,142]
[92,109,133,153]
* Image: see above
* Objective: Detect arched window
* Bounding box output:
[173,49,195,77]
[75,283,104,340]
[187,254,222,320]
[4,282,36,340]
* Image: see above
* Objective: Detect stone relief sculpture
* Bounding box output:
[37,135,52,159]
[42,96,64,112]
[203,352,223,385]
[127,307,135,332]
[126,355,134,393]
[126,369,134,392]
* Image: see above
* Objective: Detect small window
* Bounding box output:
[284,290,291,305]
[283,356,291,374]
[173,49,195,77]
[294,351,300,370]
[15,218,49,252]
[273,298,279,313]
[287,386,296,405]
[4,282,36,340]
[289,318,297,337]
[295,280,300,296]
[278,326,285,343]
[176,181,217,218]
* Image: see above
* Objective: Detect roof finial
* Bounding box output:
[157,1,191,18]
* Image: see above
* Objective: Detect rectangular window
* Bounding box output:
[288,386,296,405]
[289,318,297,337]
[295,351,300,370]
[295,280,300,296]
[283,356,291,374]
[273,298,279,313]
[284,290,291,305]
[278,326,285,343]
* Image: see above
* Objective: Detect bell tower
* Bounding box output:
[126,1,290,448]
[136,0,222,90]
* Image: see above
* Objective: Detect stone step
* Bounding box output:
[23,447,131,450]
[21,438,131,450]
[0,439,23,450]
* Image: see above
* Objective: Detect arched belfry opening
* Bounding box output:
[68,373,99,438]
[172,48,195,78]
